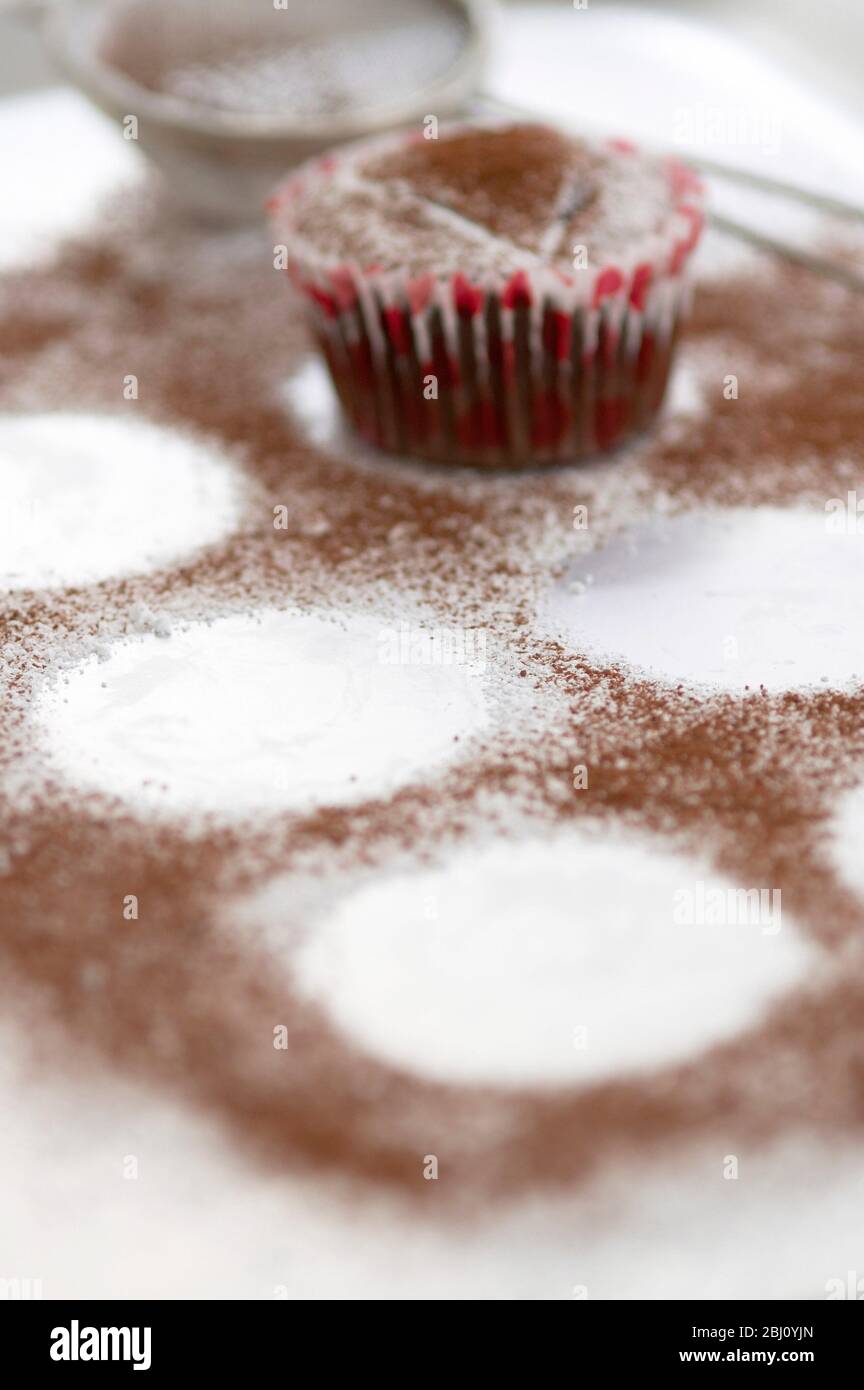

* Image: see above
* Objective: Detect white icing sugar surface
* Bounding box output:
[543,507,864,694]
[0,412,246,591]
[828,782,864,903]
[0,90,142,272]
[5,0,864,1308]
[32,608,489,820]
[250,829,816,1087]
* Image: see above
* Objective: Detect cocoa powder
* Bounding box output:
[363,124,592,250]
[3,188,864,1204]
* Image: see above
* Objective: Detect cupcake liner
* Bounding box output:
[271,124,704,467]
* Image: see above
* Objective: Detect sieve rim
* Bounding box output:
[43,0,495,146]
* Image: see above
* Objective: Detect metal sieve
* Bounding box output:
[28,0,494,222]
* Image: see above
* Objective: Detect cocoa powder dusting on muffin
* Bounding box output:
[287,122,676,274]
[362,124,590,250]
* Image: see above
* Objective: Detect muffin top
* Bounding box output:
[275,122,689,280]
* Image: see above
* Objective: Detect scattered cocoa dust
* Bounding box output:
[3,186,864,1206]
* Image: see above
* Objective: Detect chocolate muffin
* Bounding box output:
[270,121,704,467]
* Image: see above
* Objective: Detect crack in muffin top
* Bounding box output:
[281,123,678,280]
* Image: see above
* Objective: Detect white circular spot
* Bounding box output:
[33,609,488,818]
[0,91,143,271]
[544,507,864,692]
[828,780,864,899]
[0,413,245,591]
[271,831,816,1086]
